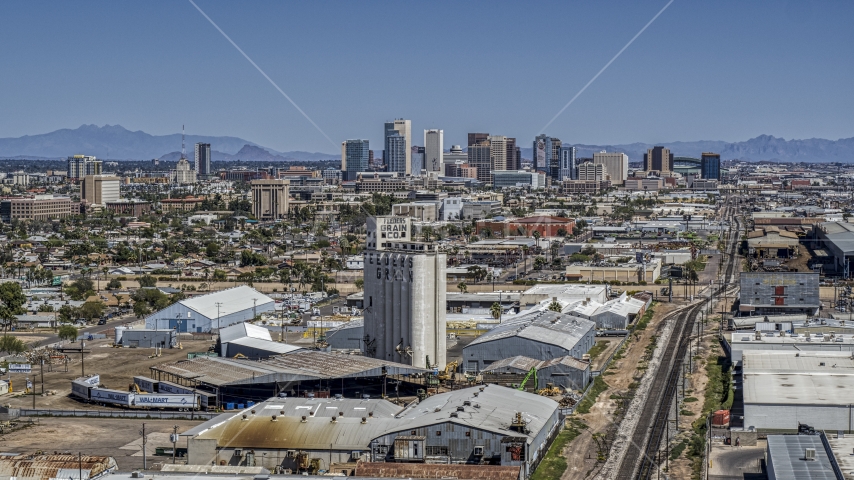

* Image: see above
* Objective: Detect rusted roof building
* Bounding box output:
[0,454,117,480]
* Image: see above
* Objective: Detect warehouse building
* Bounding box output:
[813,221,854,278]
[519,284,608,309]
[185,384,559,477]
[738,272,820,317]
[481,355,590,392]
[462,310,596,373]
[729,331,854,365]
[742,351,854,432]
[0,454,117,480]
[766,434,845,480]
[218,322,301,359]
[151,350,429,405]
[325,318,364,351]
[145,286,276,332]
[118,329,177,348]
[562,292,648,330]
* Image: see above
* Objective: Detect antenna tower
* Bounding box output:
[181,125,186,159]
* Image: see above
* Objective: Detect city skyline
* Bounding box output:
[1,1,852,153]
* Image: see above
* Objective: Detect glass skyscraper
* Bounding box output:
[342,139,370,181]
[700,152,721,180]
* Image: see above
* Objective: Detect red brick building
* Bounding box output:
[477,215,576,238]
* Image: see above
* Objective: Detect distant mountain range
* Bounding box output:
[1,124,852,163]
[0,124,338,162]
[525,135,854,163]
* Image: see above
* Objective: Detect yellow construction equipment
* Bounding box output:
[438,361,458,382]
[129,384,147,394]
[537,382,562,396]
[233,353,248,359]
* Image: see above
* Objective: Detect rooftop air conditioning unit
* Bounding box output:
[804,448,816,461]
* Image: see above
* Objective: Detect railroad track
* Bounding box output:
[614,207,741,480]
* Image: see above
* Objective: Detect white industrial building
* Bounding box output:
[145,286,276,332]
[729,331,854,365]
[462,310,596,373]
[519,284,608,309]
[742,351,854,432]
[363,216,446,368]
[218,322,301,359]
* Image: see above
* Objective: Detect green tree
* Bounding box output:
[457,282,467,293]
[137,275,157,288]
[212,269,227,281]
[37,303,54,312]
[106,278,123,290]
[205,242,221,258]
[58,305,78,324]
[355,278,364,291]
[0,336,27,354]
[58,325,79,342]
[65,278,95,301]
[133,301,151,318]
[0,282,27,333]
[548,300,563,312]
[490,302,502,319]
[78,301,106,321]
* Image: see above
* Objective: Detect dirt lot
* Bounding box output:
[1,337,215,411]
[561,300,685,480]
[0,417,203,470]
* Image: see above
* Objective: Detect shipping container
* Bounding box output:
[157,380,214,408]
[712,409,731,427]
[132,394,199,408]
[71,380,92,400]
[133,376,159,393]
[90,388,134,406]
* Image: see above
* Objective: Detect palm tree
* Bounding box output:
[489,302,502,319]
[457,282,467,293]
[548,301,562,312]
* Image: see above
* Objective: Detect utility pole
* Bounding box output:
[172,424,178,464]
[215,302,223,329]
[140,423,147,470]
[79,452,82,480]
[81,341,85,377]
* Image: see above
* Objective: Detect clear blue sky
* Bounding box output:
[1,0,852,154]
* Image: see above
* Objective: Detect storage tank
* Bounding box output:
[115,326,127,345]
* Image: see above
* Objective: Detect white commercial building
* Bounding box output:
[363,216,447,368]
[742,351,854,432]
[144,286,275,332]
[424,129,443,173]
[593,151,629,185]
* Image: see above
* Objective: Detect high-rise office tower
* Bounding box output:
[644,146,674,173]
[384,119,412,175]
[467,136,492,183]
[251,179,290,221]
[577,162,608,181]
[194,143,211,176]
[341,139,370,181]
[593,151,629,185]
[488,135,508,173]
[411,146,425,174]
[67,155,102,180]
[560,146,578,180]
[700,152,721,180]
[505,137,519,171]
[81,175,121,205]
[172,158,197,184]
[363,216,446,368]
[533,135,562,179]
[385,133,408,175]
[424,129,443,173]
[468,133,489,147]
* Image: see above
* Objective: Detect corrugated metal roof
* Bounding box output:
[224,337,301,355]
[481,355,540,373]
[154,351,429,386]
[354,462,522,480]
[179,286,275,319]
[766,435,839,480]
[391,385,558,441]
[743,351,854,405]
[219,322,272,343]
[466,310,594,351]
[0,454,117,480]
